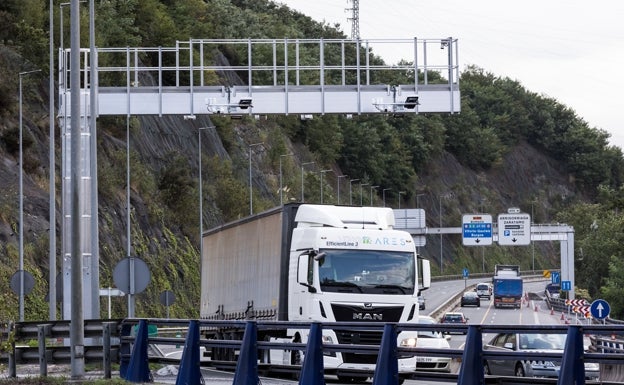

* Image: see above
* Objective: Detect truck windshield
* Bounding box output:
[317,250,415,294]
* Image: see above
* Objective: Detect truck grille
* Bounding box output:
[330,304,404,364]
[330,304,403,322]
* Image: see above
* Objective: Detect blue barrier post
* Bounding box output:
[457,325,483,385]
[558,325,585,385]
[119,322,133,379]
[232,321,259,385]
[176,320,203,385]
[299,322,325,385]
[372,323,399,385]
[124,319,152,382]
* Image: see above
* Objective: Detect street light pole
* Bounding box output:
[301,162,315,202]
[360,183,369,206]
[320,169,332,204]
[439,193,452,274]
[19,69,41,322]
[383,188,391,207]
[248,142,263,215]
[349,179,359,206]
[279,154,293,205]
[370,186,379,206]
[337,175,347,205]
[398,191,406,209]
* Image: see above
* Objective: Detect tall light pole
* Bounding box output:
[301,162,315,202]
[360,183,369,206]
[248,142,263,215]
[383,188,391,207]
[320,169,332,204]
[398,191,406,209]
[349,179,359,206]
[415,193,425,208]
[337,175,348,205]
[279,153,293,205]
[531,199,536,272]
[19,69,41,321]
[439,193,452,275]
[49,0,57,321]
[370,186,379,206]
[198,126,211,266]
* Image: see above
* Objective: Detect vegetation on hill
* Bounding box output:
[1,0,624,320]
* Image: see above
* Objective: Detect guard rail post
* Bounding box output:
[558,325,585,385]
[175,320,202,385]
[232,321,259,385]
[8,321,16,378]
[37,324,51,376]
[372,323,399,385]
[103,322,112,379]
[299,322,324,384]
[457,325,484,385]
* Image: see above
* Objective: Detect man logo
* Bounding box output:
[353,313,383,321]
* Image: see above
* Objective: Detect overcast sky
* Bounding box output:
[278,0,624,149]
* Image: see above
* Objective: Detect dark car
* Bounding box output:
[440,312,468,334]
[461,291,481,307]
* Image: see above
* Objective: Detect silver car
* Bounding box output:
[483,332,599,379]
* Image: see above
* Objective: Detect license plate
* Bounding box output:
[416,357,433,362]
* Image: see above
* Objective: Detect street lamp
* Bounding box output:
[249,142,263,215]
[301,162,315,202]
[383,188,391,207]
[319,169,332,204]
[19,69,41,321]
[370,186,379,206]
[439,193,452,275]
[398,191,406,209]
[360,183,369,206]
[279,153,294,205]
[415,193,425,208]
[337,175,348,205]
[198,126,212,266]
[349,179,359,206]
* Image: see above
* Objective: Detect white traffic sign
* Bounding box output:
[497,213,531,245]
[462,214,493,246]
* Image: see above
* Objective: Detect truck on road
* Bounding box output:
[200,203,431,381]
[492,264,523,309]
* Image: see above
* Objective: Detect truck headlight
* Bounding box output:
[322,335,334,344]
[400,337,417,348]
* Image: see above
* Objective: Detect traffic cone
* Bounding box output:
[534,305,538,312]
[550,308,554,315]
[561,312,565,320]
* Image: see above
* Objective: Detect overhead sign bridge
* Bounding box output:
[58,37,460,320]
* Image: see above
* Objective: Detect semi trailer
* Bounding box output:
[200,203,431,380]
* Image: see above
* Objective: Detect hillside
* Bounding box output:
[1,0,624,320]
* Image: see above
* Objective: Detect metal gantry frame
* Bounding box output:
[57,37,460,320]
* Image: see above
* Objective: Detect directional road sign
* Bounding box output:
[462,214,493,246]
[590,299,610,320]
[462,268,469,279]
[561,280,571,291]
[551,271,560,284]
[497,213,531,245]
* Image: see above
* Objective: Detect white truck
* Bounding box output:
[200,203,431,381]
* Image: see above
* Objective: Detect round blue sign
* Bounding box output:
[590,299,610,320]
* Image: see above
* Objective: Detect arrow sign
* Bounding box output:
[590,299,611,320]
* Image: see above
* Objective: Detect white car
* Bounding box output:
[414,315,452,373]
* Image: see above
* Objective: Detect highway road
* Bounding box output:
[153,278,563,384]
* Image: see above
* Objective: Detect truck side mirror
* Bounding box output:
[297,253,316,293]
